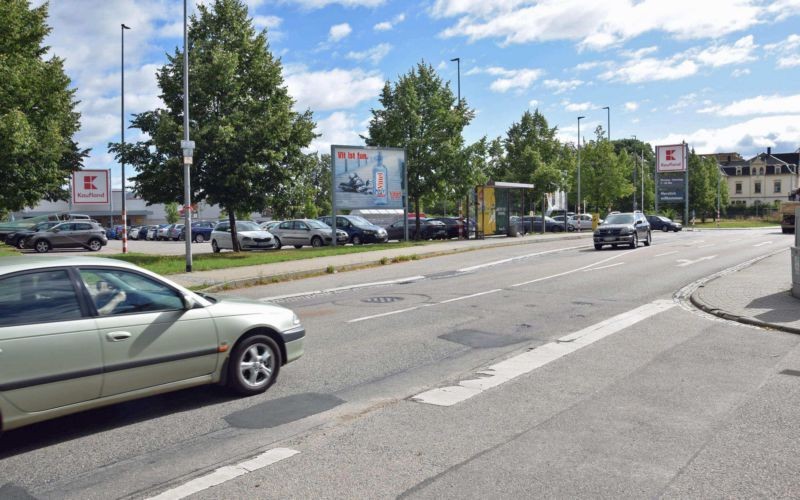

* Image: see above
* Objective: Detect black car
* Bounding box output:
[4,221,60,249]
[593,211,651,250]
[318,215,388,245]
[427,217,474,239]
[646,215,682,232]
[523,216,565,233]
[385,218,447,241]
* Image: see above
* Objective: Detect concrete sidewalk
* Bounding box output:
[691,248,800,335]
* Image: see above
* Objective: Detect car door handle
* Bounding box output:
[106,331,132,342]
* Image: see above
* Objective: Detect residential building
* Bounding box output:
[716,148,799,208]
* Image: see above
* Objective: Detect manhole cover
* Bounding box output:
[362,296,404,304]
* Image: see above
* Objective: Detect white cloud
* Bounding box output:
[468,66,543,92]
[654,114,800,156]
[529,99,539,108]
[542,79,583,94]
[374,13,405,31]
[284,66,384,111]
[778,55,800,67]
[732,68,751,77]
[346,43,392,64]
[765,34,800,68]
[329,23,352,41]
[433,0,769,50]
[624,101,639,111]
[285,0,385,9]
[309,111,365,153]
[562,100,594,112]
[692,35,757,67]
[600,54,698,84]
[698,94,800,116]
[253,15,282,30]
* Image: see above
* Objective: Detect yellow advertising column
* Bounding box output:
[592,213,600,231]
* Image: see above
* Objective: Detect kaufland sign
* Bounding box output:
[656,144,686,172]
[72,169,110,204]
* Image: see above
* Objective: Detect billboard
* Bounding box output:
[72,169,110,205]
[656,144,686,172]
[332,145,405,210]
[657,176,685,202]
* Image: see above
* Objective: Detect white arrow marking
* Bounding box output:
[676,255,717,267]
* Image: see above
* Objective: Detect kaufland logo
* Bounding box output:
[666,150,676,161]
[83,176,98,190]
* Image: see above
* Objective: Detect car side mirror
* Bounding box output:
[181,294,198,310]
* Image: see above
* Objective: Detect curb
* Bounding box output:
[195,232,593,292]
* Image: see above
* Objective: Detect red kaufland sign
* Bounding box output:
[72,169,110,204]
[656,144,686,172]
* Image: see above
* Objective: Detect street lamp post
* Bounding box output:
[577,116,585,226]
[632,135,637,211]
[182,0,194,272]
[451,56,466,239]
[602,106,610,141]
[120,23,130,253]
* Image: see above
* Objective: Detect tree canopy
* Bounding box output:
[0,0,87,212]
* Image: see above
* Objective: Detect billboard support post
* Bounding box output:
[330,146,337,246]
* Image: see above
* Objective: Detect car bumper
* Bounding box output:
[594,234,635,244]
[361,234,388,243]
[241,242,276,250]
[282,326,305,363]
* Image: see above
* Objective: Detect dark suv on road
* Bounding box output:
[318,215,388,245]
[593,211,651,250]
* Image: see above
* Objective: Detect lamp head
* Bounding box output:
[450,57,460,62]
[121,24,131,30]
[578,116,585,120]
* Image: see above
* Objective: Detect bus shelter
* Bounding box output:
[475,181,535,237]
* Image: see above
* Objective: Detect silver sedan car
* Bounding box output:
[0,256,304,431]
[270,219,349,249]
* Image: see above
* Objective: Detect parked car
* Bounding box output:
[510,216,533,234]
[157,224,174,241]
[24,221,108,253]
[168,224,184,241]
[318,215,388,245]
[593,211,651,250]
[523,216,564,232]
[211,220,277,252]
[568,214,594,231]
[646,214,683,232]
[384,218,447,241]
[147,225,165,240]
[270,219,348,249]
[179,220,216,243]
[427,217,475,239]
[4,221,60,249]
[129,226,142,239]
[0,255,305,431]
[260,220,283,233]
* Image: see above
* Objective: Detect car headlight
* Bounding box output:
[363,230,375,235]
[292,312,301,325]
[243,236,252,241]
[620,227,633,235]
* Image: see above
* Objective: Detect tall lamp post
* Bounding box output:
[632,135,638,210]
[451,56,466,239]
[182,0,194,272]
[577,116,585,223]
[120,23,130,253]
[602,106,610,141]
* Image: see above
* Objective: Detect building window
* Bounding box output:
[735,167,742,175]
[735,182,742,194]
[774,180,782,193]
[776,166,781,175]
[755,181,762,194]
[759,167,764,175]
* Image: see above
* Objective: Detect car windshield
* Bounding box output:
[605,213,634,225]
[236,221,261,231]
[347,216,372,226]
[307,220,329,229]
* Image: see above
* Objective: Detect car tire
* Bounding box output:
[195,233,205,243]
[662,226,669,232]
[311,236,323,248]
[594,244,602,250]
[227,334,281,396]
[34,240,50,253]
[294,245,303,249]
[273,236,282,250]
[352,235,362,245]
[630,233,638,249]
[16,239,25,249]
[87,238,103,251]
[644,231,651,246]
[212,240,220,253]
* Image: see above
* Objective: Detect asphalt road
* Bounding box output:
[1,228,799,499]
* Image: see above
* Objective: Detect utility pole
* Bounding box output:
[120,23,130,253]
[181,0,194,272]
[577,116,585,226]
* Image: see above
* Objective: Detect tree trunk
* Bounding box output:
[228,210,241,252]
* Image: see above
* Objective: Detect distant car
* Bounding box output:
[427,217,473,239]
[211,220,277,252]
[510,216,533,234]
[318,215,388,245]
[524,216,564,233]
[146,225,161,240]
[168,224,184,241]
[593,211,651,250]
[270,219,348,249]
[260,220,283,233]
[0,255,305,431]
[568,214,594,231]
[24,221,108,253]
[4,221,60,249]
[646,215,682,232]
[385,218,447,241]
[180,220,216,243]
[157,224,174,241]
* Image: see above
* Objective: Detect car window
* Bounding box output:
[0,270,83,327]
[279,221,292,230]
[295,221,308,230]
[75,223,93,230]
[79,269,183,316]
[236,221,261,231]
[216,223,229,232]
[307,220,328,229]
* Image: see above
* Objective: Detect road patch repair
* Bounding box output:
[411,300,676,406]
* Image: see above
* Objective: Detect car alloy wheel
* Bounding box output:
[644,231,652,246]
[311,236,323,247]
[16,239,25,249]
[630,233,638,249]
[352,235,362,245]
[35,240,50,253]
[195,233,205,243]
[88,238,103,251]
[212,240,220,253]
[228,335,281,395]
[662,226,669,232]
[273,236,282,250]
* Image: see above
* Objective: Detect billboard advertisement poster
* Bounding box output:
[332,146,405,210]
[656,144,686,172]
[72,169,110,205]
[657,175,685,202]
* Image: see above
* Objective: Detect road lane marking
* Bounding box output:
[510,251,628,287]
[458,245,584,272]
[147,448,299,500]
[583,262,624,272]
[411,300,676,406]
[348,306,422,323]
[754,241,773,247]
[676,255,717,267]
[656,251,678,257]
[259,276,425,302]
[697,244,715,248]
[439,289,502,304]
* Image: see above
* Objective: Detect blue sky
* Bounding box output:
[35,0,800,188]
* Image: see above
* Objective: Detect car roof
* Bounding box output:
[0,255,143,276]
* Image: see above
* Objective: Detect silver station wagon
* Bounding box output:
[0,256,304,432]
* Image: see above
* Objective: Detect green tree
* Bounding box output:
[501,110,560,185]
[364,61,474,237]
[164,202,180,224]
[688,150,725,222]
[614,138,655,212]
[0,0,87,212]
[579,130,633,214]
[110,0,315,250]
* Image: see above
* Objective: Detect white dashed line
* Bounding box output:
[583,262,624,272]
[510,251,628,287]
[147,448,299,500]
[347,306,422,323]
[754,241,773,247]
[439,289,502,304]
[259,276,425,302]
[656,251,678,257]
[697,244,715,248]
[457,245,584,272]
[411,300,676,406]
